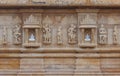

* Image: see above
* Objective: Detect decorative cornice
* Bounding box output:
[0,0,120,7]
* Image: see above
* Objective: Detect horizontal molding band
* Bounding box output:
[0,48,119,53]
[0,0,120,7]
[0,53,119,58]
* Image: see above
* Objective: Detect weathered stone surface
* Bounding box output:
[1,0,120,7]
[0,1,119,76]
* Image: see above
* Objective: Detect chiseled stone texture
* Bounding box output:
[0,9,119,76]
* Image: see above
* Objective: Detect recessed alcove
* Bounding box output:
[23,25,40,47]
[79,25,97,48]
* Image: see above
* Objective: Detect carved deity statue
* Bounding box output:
[57,26,63,44]
[2,26,7,44]
[85,34,91,42]
[99,24,107,44]
[43,24,52,44]
[113,26,118,44]
[29,33,35,41]
[68,24,77,44]
[13,24,21,44]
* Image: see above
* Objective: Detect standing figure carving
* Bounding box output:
[2,26,7,44]
[57,26,63,44]
[43,24,52,44]
[113,26,118,44]
[13,24,21,44]
[99,24,107,44]
[68,24,77,44]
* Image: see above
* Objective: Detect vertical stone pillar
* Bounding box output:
[35,29,39,43]
[81,29,85,43]
[25,29,28,43]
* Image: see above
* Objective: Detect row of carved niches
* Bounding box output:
[0,14,120,48]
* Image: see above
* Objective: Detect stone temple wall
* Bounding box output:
[0,2,119,76]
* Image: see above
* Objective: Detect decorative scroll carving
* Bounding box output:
[99,24,107,44]
[57,26,63,44]
[113,26,118,44]
[43,24,52,44]
[2,26,7,44]
[68,24,77,44]
[13,24,21,44]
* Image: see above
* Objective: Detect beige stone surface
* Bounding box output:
[0,5,119,76]
[1,0,120,7]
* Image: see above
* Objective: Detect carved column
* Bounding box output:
[81,29,84,43]
[35,29,39,43]
[25,29,28,43]
[91,28,95,43]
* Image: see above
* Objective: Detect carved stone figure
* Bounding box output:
[29,33,35,41]
[13,24,21,44]
[68,24,77,44]
[43,24,52,44]
[2,26,7,44]
[99,24,107,44]
[85,34,91,42]
[57,26,63,44]
[113,26,118,44]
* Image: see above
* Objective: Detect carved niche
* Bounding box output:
[23,15,41,47]
[79,25,97,48]
[99,24,107,45]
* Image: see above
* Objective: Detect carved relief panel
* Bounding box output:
[0,15,22,46]
[42,14,77,47]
